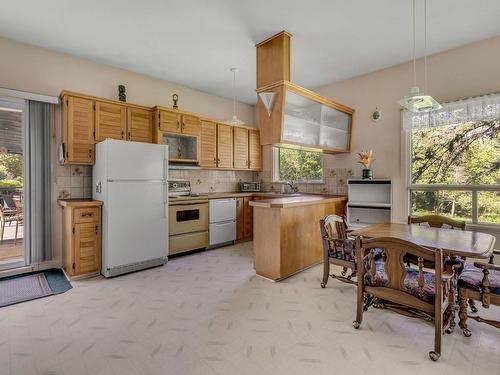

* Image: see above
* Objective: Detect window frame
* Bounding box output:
[272,146,325,184]
[403,118,500,227]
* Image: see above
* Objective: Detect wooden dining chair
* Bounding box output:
[408,214,475,313]
[353,236,456,361]
[457,254,500,337]
[408,214,466,230]
[13,200,23,245]
[320,214,356,287]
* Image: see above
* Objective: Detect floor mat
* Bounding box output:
[44,269,72,294]
[0,273,53,307]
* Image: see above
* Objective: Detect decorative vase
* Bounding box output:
[362,168,373,180]
[118,85,126,102]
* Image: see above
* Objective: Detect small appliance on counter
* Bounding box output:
[168,180,209,256]
[240,181,261,192]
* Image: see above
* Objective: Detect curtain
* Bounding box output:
[403,92,500,129]
[24,100,52,263]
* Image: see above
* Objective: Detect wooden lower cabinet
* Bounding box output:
[236,198,245,240]
[59,200,102,279]
[243,197,253,238]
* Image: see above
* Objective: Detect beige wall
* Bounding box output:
[0,37,256,125]
[314,36,500,223]
[0,36,257,270]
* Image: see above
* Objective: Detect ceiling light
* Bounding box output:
[226,67,245,126]
[398,0,441,113]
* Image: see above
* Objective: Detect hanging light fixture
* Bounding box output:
[398,0,442,112]
[226,67,245,125]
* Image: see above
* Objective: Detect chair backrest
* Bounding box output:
[408,214,465,230]
[356,236,442,297]
[0,205,4,220]
[321,214,348,240]
[1,194,15,209]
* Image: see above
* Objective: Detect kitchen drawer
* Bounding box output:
[74,207,100,223]
[169,231,208,256]
[209,198,236,223]
[209,221,236,246]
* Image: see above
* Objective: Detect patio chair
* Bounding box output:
[0,205,18,242]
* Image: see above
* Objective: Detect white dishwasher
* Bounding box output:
[209,198,236,247]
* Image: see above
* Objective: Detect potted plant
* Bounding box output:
[357,150,375,179]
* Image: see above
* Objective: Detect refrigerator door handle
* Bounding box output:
[163,158,168,181]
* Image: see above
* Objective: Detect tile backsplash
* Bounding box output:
[257,167,353,195]
[54,165,259,198]
[54,164,93,199]
[169,169,259,193]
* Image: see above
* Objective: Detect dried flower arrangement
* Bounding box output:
[357,150,375,169]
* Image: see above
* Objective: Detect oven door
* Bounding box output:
[169,202,208,235]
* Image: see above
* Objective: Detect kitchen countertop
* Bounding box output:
[168,192,347,208]
[249,194,347,208]
[58,199,103,207]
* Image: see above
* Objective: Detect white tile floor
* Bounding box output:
[0,241,498,375]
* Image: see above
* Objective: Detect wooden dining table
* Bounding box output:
[351,223,496,259]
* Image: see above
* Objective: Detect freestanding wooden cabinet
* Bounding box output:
[59,200,102,279]
[62,95,95,165]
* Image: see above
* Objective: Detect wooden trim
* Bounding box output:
[58,200,103,207]
[256,80,355,114]
[254,30,293,47]
[59,90,151,110]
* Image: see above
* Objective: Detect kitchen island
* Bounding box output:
[250,194,347,281]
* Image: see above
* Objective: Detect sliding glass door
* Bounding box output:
[0,98,27,270]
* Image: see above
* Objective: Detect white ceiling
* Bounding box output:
[0,0,499,104]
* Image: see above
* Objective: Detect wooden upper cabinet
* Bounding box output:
[127,107,153,143]
[159,110,181,133]
[95,101,127,141]
[217,124,233,168]
[181,115,201,136]
[257,81,354,153]
[62,95,95,165]
[248,129,261,170]
[233,127,249,169]
[200,120,217,168]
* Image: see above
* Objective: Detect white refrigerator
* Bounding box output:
[93,139,169,277]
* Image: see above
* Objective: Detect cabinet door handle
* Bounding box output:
[81,213,93,217]
[121,131,125,139]
[177,121,180,130]
[128,131,131,140]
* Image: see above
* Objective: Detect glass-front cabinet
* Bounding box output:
[257,81,353,153]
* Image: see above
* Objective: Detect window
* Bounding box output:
[405,93,500,225]
[273,147,323,183]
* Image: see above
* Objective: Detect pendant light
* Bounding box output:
[226,67,245,125]
[398,0,442,112]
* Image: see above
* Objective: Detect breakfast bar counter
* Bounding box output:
[250,194,347,281]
